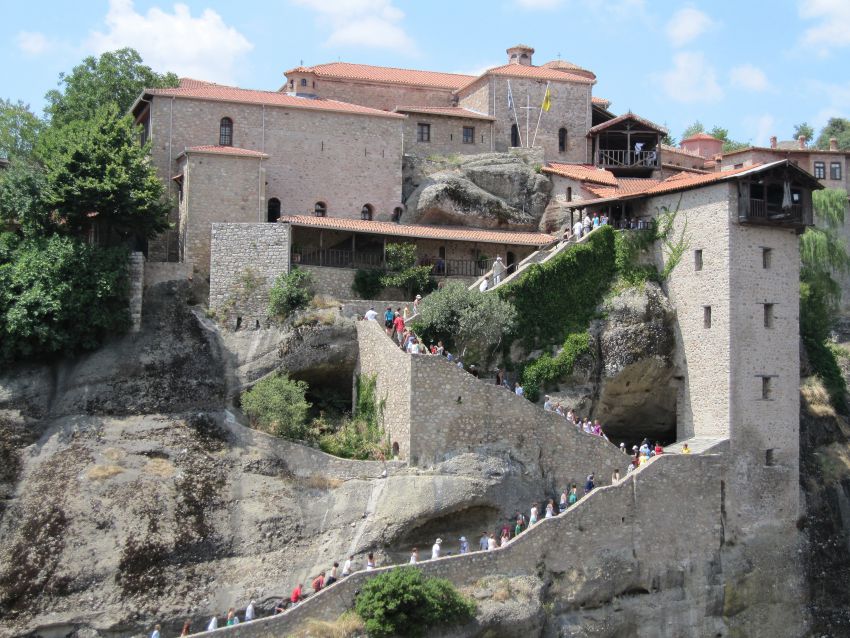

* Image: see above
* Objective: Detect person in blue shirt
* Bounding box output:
[584,474,595,494]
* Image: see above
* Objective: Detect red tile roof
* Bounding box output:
[585,178,662,199]
[468,63,596,87]
[285,62,474,90]
[542,163,618,186]
[393,106,495,121]
[280,215,557,246]
[723,145,850,157]
[140,80,405,119]
[591,96,610,106]
[681,132,720,142]
[588,111,667,135]
[542,59,594,75]
[179,145,268,158]
[660,143,705,159]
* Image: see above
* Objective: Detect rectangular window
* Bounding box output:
[762,247,772,269]
[761,376,772,400]
[463,126,475,144]
[416,123,431,143]
[831,162,842,180]
[764,303,774,328]
[734,163,744,169]
[703,306,712,329]
[694,249,703,271]
[765,449,776,466]
[814,161,825,179]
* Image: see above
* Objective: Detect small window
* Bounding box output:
[314,202,327,217]
[289,80,294,89]
[765,449,776,466]
[762,247,772,269]
[734,163,744,169]
[761,376,772,400]
[703,306,712,329]
[300,78,308,87]
[566,187,572,202]
[764,303,774,328]
[813,161,826,179]
[416,123,430,143]
[361,204,374,221]
[392,206,403,222]
[558,127,568,153]
[219,117,233,146]
[694,249,703,271]
[267,198,281,223]
[463,126,475,144]
[510,124,520,147]
[830,162,842,180]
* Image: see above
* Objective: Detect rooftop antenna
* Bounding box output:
[300,59,303,66]
[557,52,561,60]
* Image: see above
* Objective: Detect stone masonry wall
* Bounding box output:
[402,114,493,157]
[294,77,457,112]
[204,453,724,638]
[209,223,291,329]
[356,320,626,488]
[128,252,145,333]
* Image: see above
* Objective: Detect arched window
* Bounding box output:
[300,78,308,87]
[510,124,520,148]
[392,206,403,223]
[219,117,233,146]
[558,127,567,153]
[314,202,327,217]
[267,198,281,223]
[361,204,374,221]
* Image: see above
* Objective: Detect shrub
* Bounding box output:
[354,568,475,638]
[268,269,313,318]
[352,243,434,299]
[317,374,389,460]
[0,235,130,362]
[240,373,311,439]
[353,268,384,299]
[521,331,591,402]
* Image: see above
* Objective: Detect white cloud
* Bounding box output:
[655,51,723,103]
[87,0,253,84]
[16,31,50,56]
[798,0,850,55]
[665,7,714,47]
[292,0,416,54]
[729,64,770,92]
[515,0,563,8]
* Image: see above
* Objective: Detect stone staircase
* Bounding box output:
[665,436,728,454]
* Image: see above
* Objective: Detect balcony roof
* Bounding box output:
[588,111,668,136]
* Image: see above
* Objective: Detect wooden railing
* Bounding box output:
[744,198,804,223]
[596,149,659,168]
[428,258,493,278]
[296,250,491,278]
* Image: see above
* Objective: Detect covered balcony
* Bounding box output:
[588,112,666,177]
[735,164,818,230]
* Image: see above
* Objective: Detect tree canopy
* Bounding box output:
[794,122,815,144]
[44,48,178,126]
[680,121,748,152]
[815,117,850,151]
[0,99,43,160]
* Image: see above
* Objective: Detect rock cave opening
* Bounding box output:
[288,364,354,417]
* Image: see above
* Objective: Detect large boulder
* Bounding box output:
[402,152,552,229]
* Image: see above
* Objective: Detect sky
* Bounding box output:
[2,0,850,145]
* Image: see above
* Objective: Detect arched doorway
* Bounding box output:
[507,251,517,275]
[361,204,374,221]
[510,124,520,148]
[267,198,281,222]
[392,206,403,223]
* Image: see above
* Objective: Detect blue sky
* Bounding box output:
[2,0,849,145]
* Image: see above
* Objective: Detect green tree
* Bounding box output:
[0,235,130,362]
[45,48,178,126]
[0,99,43,160]
[40,104,170,239]
[268,269,314,318]
[800,188,850,412]
[240,373,312,439]
[815,117,850,151]
[412,280,517,358]
[0,158,53,237]
[354,568,475,638]
[379,243,433,297]
[706,125,748,152]
[794,122,815,145]
[681,121,704,140]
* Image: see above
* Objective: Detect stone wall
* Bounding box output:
[291,76,458,112]
[143,261,193,288]
[356,321,626,487]
[402,114,493,157]
[201,453,724,638]
[298,265,356,300]
[209,223,291,328]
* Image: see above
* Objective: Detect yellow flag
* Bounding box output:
[542,86,552,112]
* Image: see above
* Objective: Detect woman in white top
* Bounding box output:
[366,552,376,570]
[529,503,539,525]
[545,499,555,518]
[431,538,442,560]
[409,548,419,564]
[342,556,353,576]
[487,534,497,551]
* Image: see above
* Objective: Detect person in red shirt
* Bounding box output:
[290,583,303,604]
[311,571,325,593]
[654,442,664,456]
[392,312,405,344]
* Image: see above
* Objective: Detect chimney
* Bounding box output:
[798,135,807,149]
[830,137,839,152]
[769,136,777,149]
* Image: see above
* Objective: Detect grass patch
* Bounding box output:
[293,309,337,328]
[816,443,850,483]
[145,458,175,478]
[304,474,343,490]
[296,612,365,638]
[86,464,124,480]
[802,376,837,418]
[311,295,341,309]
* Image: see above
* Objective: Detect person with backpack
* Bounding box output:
[311,572,325,593]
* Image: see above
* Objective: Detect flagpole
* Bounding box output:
[525,93,530,148]
[531,81,549,148]
[508,80,523,148]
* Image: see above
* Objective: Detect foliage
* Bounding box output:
[380,243,434,297]
[44,48,179,127]
[655,203,689,279]
[268,268,314,318]
[0,235,130,362]
[0,99,43,160]
[354,567,475,638]
[521,332,591,403]
[0,158,53,237]
[614,226,659,287]
[815,117,850,151]
[353,268,385,299]
[316,374,389,460]
[39,104,171,239]
[240,373,312,440]
[661,131,677,147]
[680,121,748,152]
[412,280,517,358]
[794,122,815,144]
[800,188,850,413]
[681,121,704,140]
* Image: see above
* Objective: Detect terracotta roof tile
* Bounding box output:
[591,96,610,106]
[471,63,596,85]
[543,59,593,74]
[585,177,661,199]
[681,132,720,142]
[142,82,405,119]
[588,111,667,135]
[660,143,705,159]
[723,145,850,157]
[280,216,557,246]
[393,106,495,121]
[285,62,474,90]
[180,145,268,158]
[542,163,618,186]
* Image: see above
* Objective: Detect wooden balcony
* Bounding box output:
[738,198,809,228]
[295,249,492,277]
[596,149,659,169]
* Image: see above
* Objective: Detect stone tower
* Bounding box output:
[506,44,534,65]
